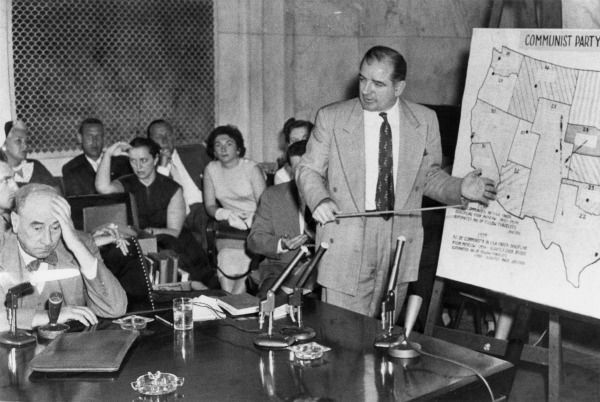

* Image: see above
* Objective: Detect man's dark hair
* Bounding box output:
[206,125,246,159]
[146,119,173,138]
[14,183,59,214]
[0,149,7,162]
[78,117,104,135]
[360,46,407,82]
[129,137,161,158]
[286,140,307,165]
[282,118,313,144]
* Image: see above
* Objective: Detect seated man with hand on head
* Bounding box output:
[0,184,127,331]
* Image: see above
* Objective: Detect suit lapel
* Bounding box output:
[335,100,365,212]
[395,99,426,208]
[0,234,26,284]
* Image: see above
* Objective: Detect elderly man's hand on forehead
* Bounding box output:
[50,195,78,244]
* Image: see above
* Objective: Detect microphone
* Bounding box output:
[0,282,36,346]
[37,292,70,341]
[374,236,406,349]
[281,243,329,342]
[254,246,310,350]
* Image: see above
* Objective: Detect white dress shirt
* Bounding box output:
[85,155,101,172]
[18,243,49,294]
[157,149,203,213]
[364,98,400,210]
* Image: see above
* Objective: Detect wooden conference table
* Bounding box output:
[0,298,511,401]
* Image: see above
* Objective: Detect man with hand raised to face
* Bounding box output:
[296,46,497,318]
[0,184,127,331]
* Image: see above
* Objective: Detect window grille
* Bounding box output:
[11,0,214,154]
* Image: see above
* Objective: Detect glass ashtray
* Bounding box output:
[289,342,331,360]
[131,371,184,395]
[113,315,153,330]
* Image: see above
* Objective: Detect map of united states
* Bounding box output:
[470,46,600,287]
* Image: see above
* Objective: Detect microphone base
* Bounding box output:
[0,330,36,347]
[373,332,403,349]
[254,333,295,350]
[37,323,70,341]
[388,341,421,359]
[280,326,316,343]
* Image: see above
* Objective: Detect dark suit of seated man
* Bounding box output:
[247,141,315,295]
[62,118,132,196]
[147,119,211,242]
[0,184,127,331]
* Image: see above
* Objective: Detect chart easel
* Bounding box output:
[424,277,569,401]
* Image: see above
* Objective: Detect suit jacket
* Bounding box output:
[175,144,211,191]
[296,97,462,295]
[247,181,302,268]
[62,153,132,196]
[0,231,128,330]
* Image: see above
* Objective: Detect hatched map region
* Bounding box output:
[471,45,600,287]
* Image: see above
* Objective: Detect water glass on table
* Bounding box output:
[173,297,193,330]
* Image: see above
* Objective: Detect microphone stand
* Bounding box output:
[374,236,406,349]
[280,243,329,342]
[0,282,36,347]
[37,292,69,340]
[254,246,310,349]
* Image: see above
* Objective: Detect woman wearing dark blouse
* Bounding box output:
[95,137,210,285]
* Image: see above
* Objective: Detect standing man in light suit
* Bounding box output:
[296,46,496,317]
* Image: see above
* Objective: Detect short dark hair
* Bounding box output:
[14,183,59,214]
[129,137,161,158]
[0,149,7,162]
[206,125,246,159]
[78,118,104,135]
[286,140,307,164]
[282,118,313,144]
[360,46,407,82]
[146,119,172,138]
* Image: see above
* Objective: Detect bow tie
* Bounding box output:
[25,252,58,272]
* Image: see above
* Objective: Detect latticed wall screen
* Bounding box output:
[11,0,214,154]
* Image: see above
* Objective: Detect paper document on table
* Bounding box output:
[192,295,226,321]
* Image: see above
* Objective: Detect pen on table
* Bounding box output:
[154,315,174,328]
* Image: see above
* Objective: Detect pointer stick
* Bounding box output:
[335,204,464,219]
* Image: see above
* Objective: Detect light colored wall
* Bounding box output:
[215,0,510,165]
[563,0,600,28]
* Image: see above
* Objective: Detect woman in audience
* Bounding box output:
[1,120,57,190]
[204,125,266,293]
[96,137,210,285]
[0,150,18,232]
[274,118,313,185]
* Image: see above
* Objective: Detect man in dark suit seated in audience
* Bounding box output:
[247,140,315,295]
[1,120,57,191]
[0,184,127,331]
[62,118,132,196]
[147,119,211,244]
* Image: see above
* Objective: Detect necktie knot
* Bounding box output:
[25,252,58,272]
[379,112,388,122]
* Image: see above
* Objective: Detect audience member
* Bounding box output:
[204,125,266,293]
[0,184,127,331]
[274,118,313,185]
[0,150,18,231]
[248,140,315,295]
[62,118,132,196]
[1,120,57,190]
[95,137,212,283]
[147,119,210,230]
